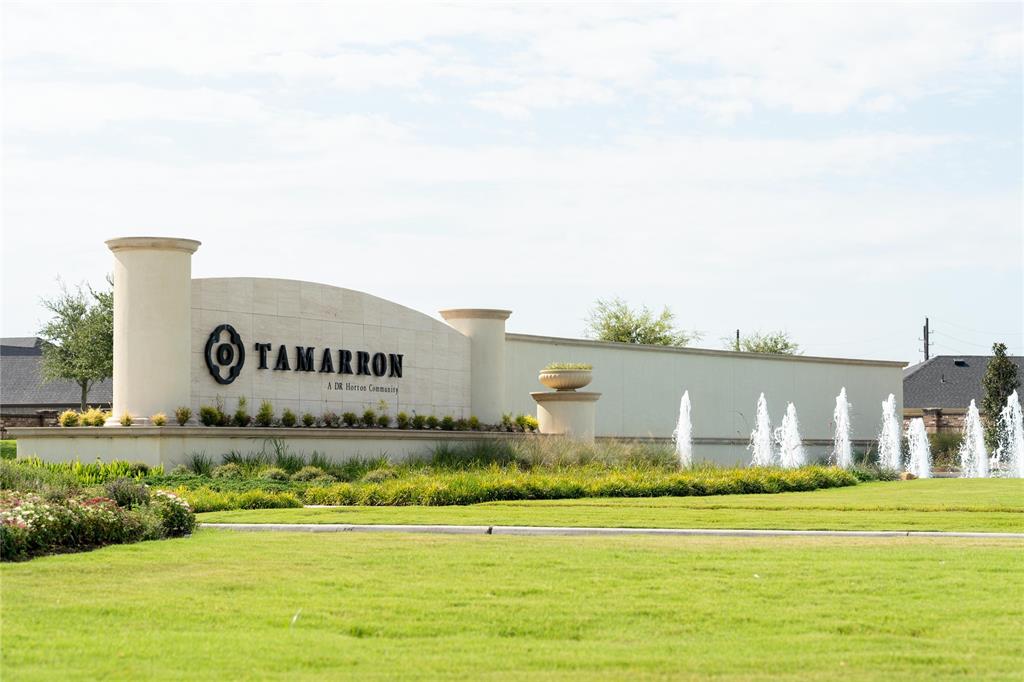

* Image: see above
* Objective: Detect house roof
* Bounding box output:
[903,355,1024,409]
[1,337,112,411]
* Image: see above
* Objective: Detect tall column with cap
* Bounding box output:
[105,237,200,424]
[438,308,511,424]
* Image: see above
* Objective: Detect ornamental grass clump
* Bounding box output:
[5,458,158,486]
[233,397,251,427]
[280,409,297,428]
[300,465,858,507]
[81,408,108,426]
[175,486,302,513]
[150,412,167,426]
[58,410,80,427]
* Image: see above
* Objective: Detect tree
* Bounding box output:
[38,280,113,411]
[982,342,1019,444]
[584,297,700,347]
[726,330,801,355]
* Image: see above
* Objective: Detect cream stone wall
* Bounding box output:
[190,278,471,420]
[505,334,904,463]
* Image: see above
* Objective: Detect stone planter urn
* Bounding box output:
[538,366,592,392]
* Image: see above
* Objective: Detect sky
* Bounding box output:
[2,2,1021,364]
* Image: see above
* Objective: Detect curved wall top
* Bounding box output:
[191,278,470,419]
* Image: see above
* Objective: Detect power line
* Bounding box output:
[931,317,1023,337]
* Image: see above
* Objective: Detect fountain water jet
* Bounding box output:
[748,393,775,467]
[995,391,1023,478]
[958,399,988,478]
[775,402,806,469]
[905,418,931,478]
[673,390,693,469]
[833,387,853,468]
[878,394,902,471]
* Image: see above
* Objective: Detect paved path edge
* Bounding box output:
[200,523,1024,539]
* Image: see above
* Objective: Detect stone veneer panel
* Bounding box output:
[191,278,471,419]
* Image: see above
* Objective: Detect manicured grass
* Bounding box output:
[0,440,16,460]
[2,530,1021,680]
[200,479,1024,532]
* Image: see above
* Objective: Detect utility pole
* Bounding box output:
[735,329,740,351]
[922,317,930,361]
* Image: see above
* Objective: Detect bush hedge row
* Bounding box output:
[177,465,858,510]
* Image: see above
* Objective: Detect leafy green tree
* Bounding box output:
[584,297,700,347]
[38,280,113,411]
[982,342,1019,444]
[727,330,801,355]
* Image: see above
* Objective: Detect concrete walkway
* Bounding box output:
[201,523,1024,539]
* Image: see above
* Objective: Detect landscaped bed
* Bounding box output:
[199,479,1024,533]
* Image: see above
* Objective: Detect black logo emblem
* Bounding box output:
[205,324,245,385]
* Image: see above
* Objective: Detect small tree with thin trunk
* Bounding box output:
[584,297,700,347]
[38,280,113,411]
[726,330,801,355]
[982,342,1019,445]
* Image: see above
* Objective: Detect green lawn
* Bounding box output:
[200,479,1024,532]
[0,440,16,460]
[3,530,1022,680]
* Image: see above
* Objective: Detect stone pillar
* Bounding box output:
[106,237,201,424]
[531,392,601,443]
[439,308,511,424]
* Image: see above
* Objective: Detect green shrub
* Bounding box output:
[261,467,289,482]
[395,412,411,429]
[280,409,297,428]
[175,406,192,426]
[58,410,80,427]
[454,418,469,431]
[468,416,481,431]
[119,412,133,427]
[153,490,196,536]
[103,478,151,509]
[199,406,221,427]
[302,412,316,427]
[500,413,515,431]
[321,411,339,428]
[342,412,358,427]
[254,400,274,427]
[233,397,251,427]
[376,413,391,428]
[361,467,399,484]
[519,415,539,432]
[440,416,455,431]
[151,412,167,426]
[426,416,439,430]
[212,463,243,479]
[291,466,333,482]
[412,414,427,429]
[361,409,377,427]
